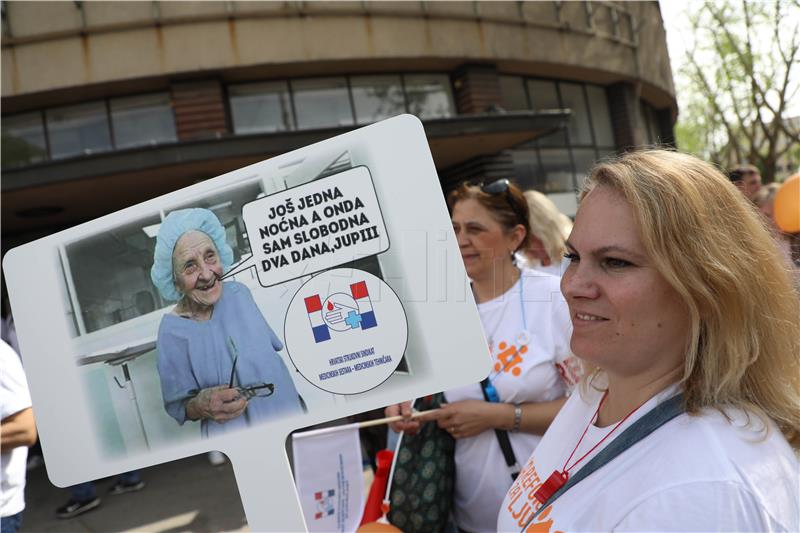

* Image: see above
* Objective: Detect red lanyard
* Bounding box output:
[533,390,647,505]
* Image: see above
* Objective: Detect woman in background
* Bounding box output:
[518,190,572,277]
[389,179,578,533]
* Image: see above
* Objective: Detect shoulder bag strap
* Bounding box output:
[521,393,685,531]
[480,378,520,480]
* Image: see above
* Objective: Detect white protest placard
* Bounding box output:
[2,115,492,531]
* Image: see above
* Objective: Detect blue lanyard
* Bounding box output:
[484,271,527,403]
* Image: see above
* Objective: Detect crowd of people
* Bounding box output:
[387,150,799,533]
[2,148,799,532]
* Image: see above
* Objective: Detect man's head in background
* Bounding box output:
[728,164,762,201]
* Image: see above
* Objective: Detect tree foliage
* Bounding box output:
[675,0,800,181]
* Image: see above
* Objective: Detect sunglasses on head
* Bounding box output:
[480,178,527,226]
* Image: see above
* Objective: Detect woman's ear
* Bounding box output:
[509,223,527,252]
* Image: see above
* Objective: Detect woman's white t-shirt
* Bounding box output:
[497,384,800,532]
[445,270,577,532]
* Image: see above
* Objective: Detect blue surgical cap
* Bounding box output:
[150,208,234,301]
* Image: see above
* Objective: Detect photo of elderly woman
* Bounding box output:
[150,208,304,438]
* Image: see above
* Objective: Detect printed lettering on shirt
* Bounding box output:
[523,505,564,533]
[506,460,564,533]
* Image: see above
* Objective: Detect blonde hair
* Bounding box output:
[523,190,573,264]
[581,149,800,447]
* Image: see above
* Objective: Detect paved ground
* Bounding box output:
[20,453,249,532]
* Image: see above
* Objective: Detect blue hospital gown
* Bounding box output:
[156,281,303,438]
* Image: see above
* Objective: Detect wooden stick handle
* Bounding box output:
[357,408,438,429]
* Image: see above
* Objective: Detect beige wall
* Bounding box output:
[1,1,674,106]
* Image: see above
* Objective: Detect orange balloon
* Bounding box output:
[774,174,800,233]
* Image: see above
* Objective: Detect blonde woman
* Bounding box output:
[518,190,572,277]
[498,150,799,531]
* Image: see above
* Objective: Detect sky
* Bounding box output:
[659,0,691,70]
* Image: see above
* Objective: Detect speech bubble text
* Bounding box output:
[222,166,389,287]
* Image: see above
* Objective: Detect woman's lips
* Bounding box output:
[574,311,608,322]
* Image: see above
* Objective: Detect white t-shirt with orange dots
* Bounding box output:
[445,269,577,533]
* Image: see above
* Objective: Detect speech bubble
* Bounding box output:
[222,166,389,287]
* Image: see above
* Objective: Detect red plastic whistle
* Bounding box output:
[533,470,568,505]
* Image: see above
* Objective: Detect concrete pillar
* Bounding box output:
[606,81,643,151]
[452,63,502,115]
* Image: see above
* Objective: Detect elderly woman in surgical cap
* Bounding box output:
[151,208,303,438]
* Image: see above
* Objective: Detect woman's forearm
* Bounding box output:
[488,398,566,435]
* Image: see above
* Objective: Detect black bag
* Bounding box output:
[388,393,454,533]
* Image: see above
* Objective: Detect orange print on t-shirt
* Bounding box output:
[524,505,563,533]
[494,341,527,377]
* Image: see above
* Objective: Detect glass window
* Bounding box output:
[527,80,560,109]
[1,112,48,168]
[403,74,455,119]
[511,149,543,190]
[46,101,112,160]
[647,106,661,144]
[585,85,615,148]
[350,75,406,124]
[527,80,567,146]
[292,77,354,129]
[167,181,264,264]
[498,76,529,111]
[537,130,569,148]
[639,102,652,144]
[559,83,594,145]
[229,81,295,134]
[65,215,164,334]
[110,93,177,149]
[640,102,660,144]
[539,148,574,193]
[571,148,599,185]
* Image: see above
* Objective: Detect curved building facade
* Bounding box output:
[2,0,676,242]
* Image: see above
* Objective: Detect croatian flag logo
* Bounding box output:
[313,489,335,520]
[304,294,331,343]
[305,281,378,343]
[350,281,377,330]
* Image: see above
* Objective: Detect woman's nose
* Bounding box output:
[561,262,600,300]
[455,230,470,248]
[198,263,214,281]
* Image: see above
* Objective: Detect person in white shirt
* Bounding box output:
[517,190,572,278]
[1,339,36,533]
[497,149,800,532]
[388,179,579,533]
